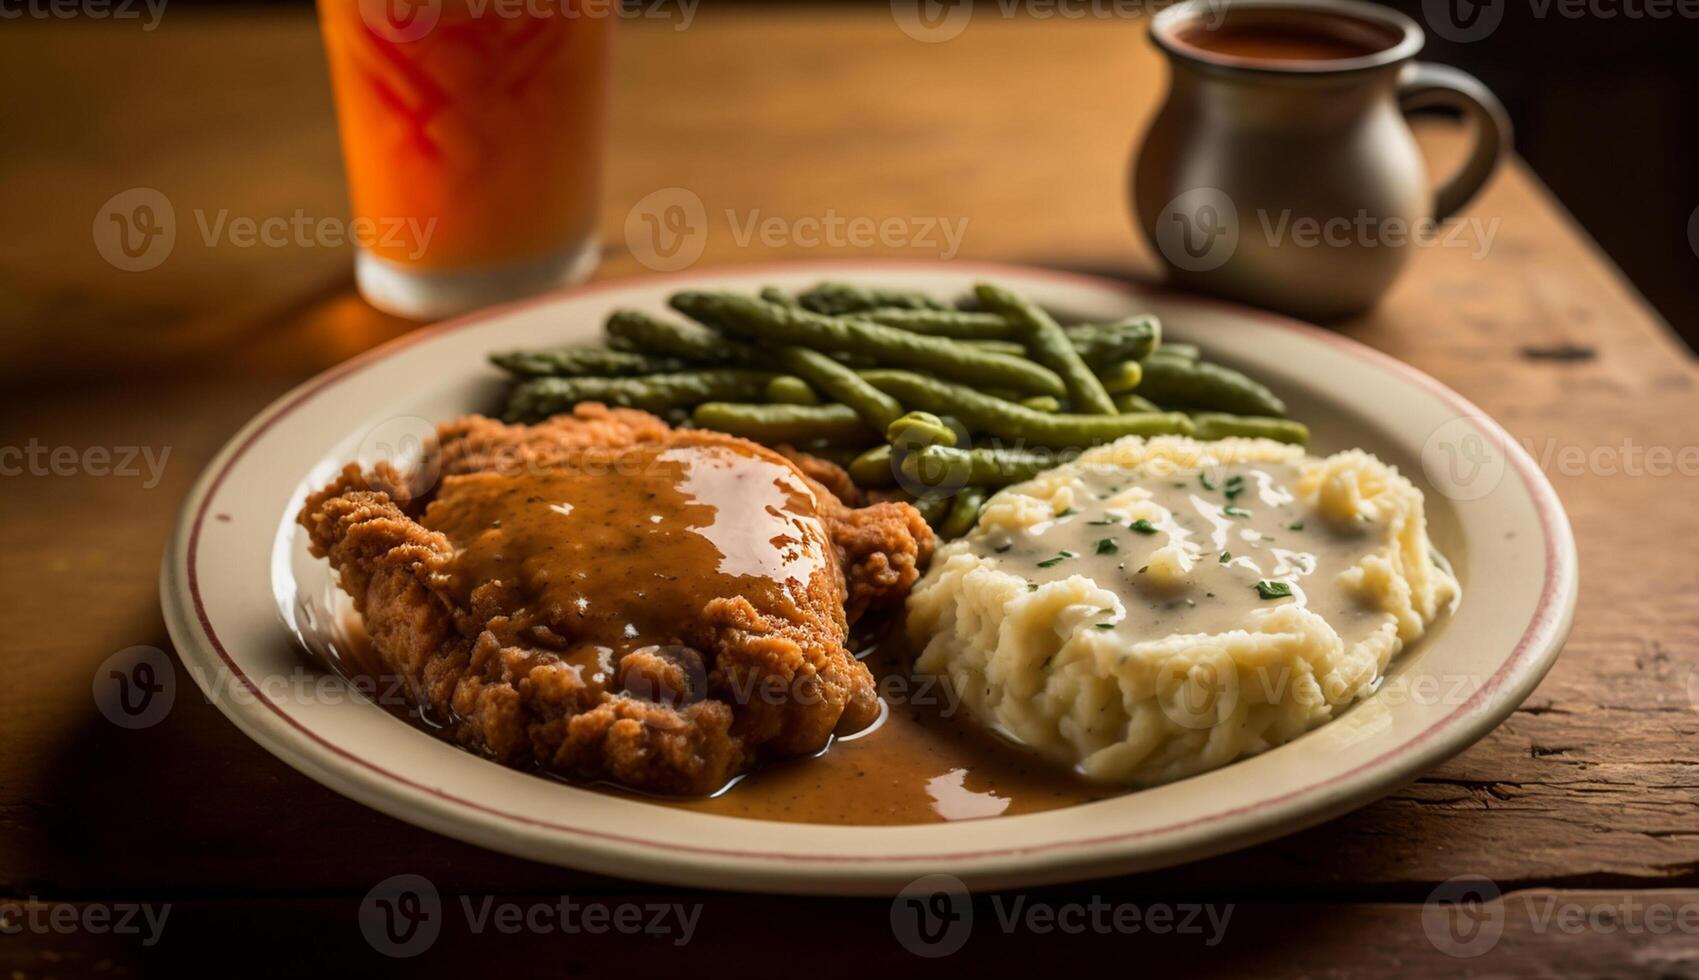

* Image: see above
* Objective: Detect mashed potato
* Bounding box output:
[905,436,1459,786]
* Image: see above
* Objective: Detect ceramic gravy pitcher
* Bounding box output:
[1133,0,1510,321]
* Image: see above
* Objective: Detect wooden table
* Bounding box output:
[4,7,1697,975]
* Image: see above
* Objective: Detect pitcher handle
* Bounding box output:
[1398,62,1512,222]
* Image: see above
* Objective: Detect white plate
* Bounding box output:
[161,260,1576,895]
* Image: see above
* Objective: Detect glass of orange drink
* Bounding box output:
[317,0,612,318]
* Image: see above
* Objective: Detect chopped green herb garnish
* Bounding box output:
[1199,473,1217,491]
[1288,521,1305,531]
[1036,550,1076,568]
[1055,506,1076,518]
[1223,505,1251,518]
[1027,582,1039,592]
[1087,516,1121,526]
[1092,623,1115,630]
[1224,475,1245,500]
[1254,580,1293,600]
[1129,518,1159,535]
[994,543,1012,554]
[1095,538,1119,555]
[1219,551,1231,563]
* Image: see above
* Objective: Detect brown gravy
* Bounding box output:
[421,441,832,684]
[646,639,1114,825]
[338,621,1114,825]
[1172,12,1400,64]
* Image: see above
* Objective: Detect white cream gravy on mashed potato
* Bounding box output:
[906,435,1460,786]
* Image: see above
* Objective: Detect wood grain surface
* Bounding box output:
[2,6,1697,976]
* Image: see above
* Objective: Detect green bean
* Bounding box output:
[961,339,1028,356]
[765,375,820,405]
[488,347,687,379]
[691,402,873,446]
[779,346,905,432]
[504,370,775,421]
[1098,360,1144,395]
[937,486,988,539]
[861,309,1014,339]
[1113,392,1160,414]
[912,493,952,528]
[1191,412,1310,445]
[848,445,899,488]
[975,284,1116,415]
[672,293,1067,397]
[796,282,947,316]
[1151,342,1199,361]
[1136,357,1287,417]
[1019,395,1061,413]
[901,445,1065,487]
[1063,317,1162,368]
[605,310,757,365]
[759,286,800,308]
[886,411,959,449]
[860,370,1194,448]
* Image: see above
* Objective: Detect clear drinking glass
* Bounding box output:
[317,0,612,318]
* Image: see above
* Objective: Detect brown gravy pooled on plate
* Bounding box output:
[650,639,1115,825]
[338,623,1113,825]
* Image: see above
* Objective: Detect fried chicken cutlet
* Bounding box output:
[299,404,933,795]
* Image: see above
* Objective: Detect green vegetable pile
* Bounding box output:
[491,281,1308,537]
